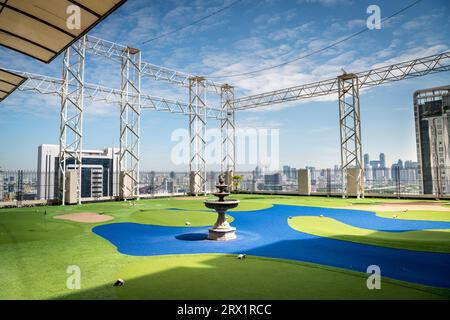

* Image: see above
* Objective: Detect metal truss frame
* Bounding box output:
[234,51,450,110]
[338,73,363,198]
[220,84,236,174]
[119,47,141,199]
[10,70,225,119]
[59,37,86,205]
[189,76,207,195]
[85,35,222,94]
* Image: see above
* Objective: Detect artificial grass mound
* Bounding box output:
[288,216,450,253]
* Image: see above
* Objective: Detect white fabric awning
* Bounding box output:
[0,68,26,101]
[0,0,127,63]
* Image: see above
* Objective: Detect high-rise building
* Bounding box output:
[264,173,282,191]
[364,153,370,169]
[37,144,120,200]
[379,153,386,168]
[290,167,298,180]
[365,153,387,181]
[414,85,450,194]
[391,159,404,180]
[254,165,263,179]
[305,166,317,180]
[404,160,419,182]
[282,165,291,179]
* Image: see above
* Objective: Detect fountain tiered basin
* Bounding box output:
[204,175,239,241]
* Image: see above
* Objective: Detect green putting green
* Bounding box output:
[288,216,450,253]
[1,195,450,300]
[375,210,450,222]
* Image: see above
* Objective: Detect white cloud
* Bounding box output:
[297,0,352,7]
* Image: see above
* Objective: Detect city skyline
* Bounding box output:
[1,0,449,171]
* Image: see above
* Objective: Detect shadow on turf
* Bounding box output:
[55,235,450,300]
[52,252,396,300]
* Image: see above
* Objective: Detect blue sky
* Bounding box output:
[1,0,450,171]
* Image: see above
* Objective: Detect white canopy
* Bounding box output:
[0,68,26,101]
[0,0,127,63]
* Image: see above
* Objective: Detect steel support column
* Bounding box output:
[120,47,141,200]
[221,84,236,175]
[189,76,207,195]
[59,37,86,205]
[338,73,364,198]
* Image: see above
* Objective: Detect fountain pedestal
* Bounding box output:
[204,175,239,241]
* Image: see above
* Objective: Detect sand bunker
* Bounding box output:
[54,212,114,223]
[346,202,450,212]
[176,196,209,201]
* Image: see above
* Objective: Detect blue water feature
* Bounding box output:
[92,204,450,288]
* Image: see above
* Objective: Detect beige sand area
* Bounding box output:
[54,212,114,223]
[176,196,209,201]
[346,202,450,212]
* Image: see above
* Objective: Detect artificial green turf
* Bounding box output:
[1,195,450,300]
[375,210,450,222]
[68,254,450,300]
[288,216,450,253]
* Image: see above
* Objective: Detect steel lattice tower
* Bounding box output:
[338,73,364,198]
[59,36,86,205]
[120,47,141,199]
[189,76,207,195]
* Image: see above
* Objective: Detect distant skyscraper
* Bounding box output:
[305,166,317,180]
[379,153,386,168]
[391,159,404,180]
[290,167,298,180]
[414,85,450,194]
[254,165,263,179]
[364,153,370,169]
[282,165,291,179]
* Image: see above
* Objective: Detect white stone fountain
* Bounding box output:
[204,175,239,241]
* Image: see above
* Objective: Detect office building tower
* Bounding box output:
[364,153,370,169]
[37,144,120,200]
[283,165,291,179]
[414,85,450,194]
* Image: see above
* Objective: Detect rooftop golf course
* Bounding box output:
[1,195,450,300]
